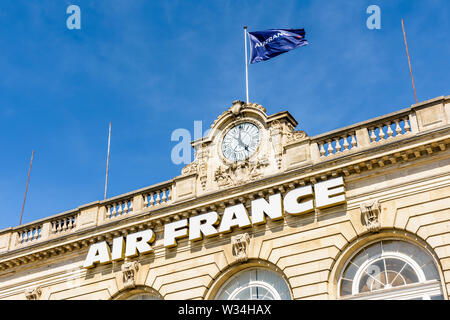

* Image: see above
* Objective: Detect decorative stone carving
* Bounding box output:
[197,145,208,190]
[270,120,283,169]
[282,122,307,145]
[181,161,198,176]
[231,233,250,262]
[360,200,381,232]
[285,130,307,144]
[25,286,41,300]
[121,259,140,289]
[181,144,208,191]
[230,100,244,116]
[214,157,269,188]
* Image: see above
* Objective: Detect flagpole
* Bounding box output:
[19,150,35,225]
[244,26,249,104]
[401,18,418,104]
[104,122,111,200]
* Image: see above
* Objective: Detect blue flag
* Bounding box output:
[248,28,308,64]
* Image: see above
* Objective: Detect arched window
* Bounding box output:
[339,240,444,300]
[215,268,291,300]
[112,286,163,300]
[126,293,161,300]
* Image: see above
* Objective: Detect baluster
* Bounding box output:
[24,230,29,242]
[155,192,161,205]
[319,142,326,157]
[350,133,357,148]
[378,125,385,140]
[128,200,133,212]
[68,217,73,229]
[369,127,376,142]
[161,189,167,203]
[112,203,117,217]
[123,201,129,214]
[394,120,402,135]
[386,122,394,138]
[403,117,411,132]
[63,219,68,231]
[106,205,111,218]
[149,193,155,207]
[143,194,148,208]
[334,137,341,153]
[342,135,349,150]
[327,140,333,155]
[118,202,123,215]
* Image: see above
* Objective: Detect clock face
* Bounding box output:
[222,122,260,162]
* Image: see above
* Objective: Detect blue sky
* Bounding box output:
[0,0,449,229]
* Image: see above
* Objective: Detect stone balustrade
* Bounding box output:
[367,116,411,143]
[105,198,134,219]
[143,187,172,209]
[317,131,358,158]
[311,107,419,161]
[51,214,77,234]
[16,224,42,245]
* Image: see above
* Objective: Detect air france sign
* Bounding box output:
[83,177,346,268]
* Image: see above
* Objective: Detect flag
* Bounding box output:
[248,28,308,64]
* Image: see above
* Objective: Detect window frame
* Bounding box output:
[337,239,443,300]
[214,267,291,300]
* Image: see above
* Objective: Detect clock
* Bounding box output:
[222,122,260,162]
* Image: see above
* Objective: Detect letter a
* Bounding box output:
[66,5,81,30]
[366,5,381,30]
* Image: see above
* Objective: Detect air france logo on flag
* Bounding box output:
[248,28,308,64]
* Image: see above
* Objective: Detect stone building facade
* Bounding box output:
[0,96,449,300]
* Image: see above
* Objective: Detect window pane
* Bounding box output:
[400,264,419,284]
[342,262,358,280]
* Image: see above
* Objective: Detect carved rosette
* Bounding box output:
[121,259,140,289]
[25,287,41,300]
[360,200,381,232]
[231,233,250,263]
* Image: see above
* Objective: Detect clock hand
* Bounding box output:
[237,129,245,147]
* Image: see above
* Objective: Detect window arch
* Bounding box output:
[215,268,291,300]
[125,293,161,300]
[111,286,163,300]
[339,240,443,300]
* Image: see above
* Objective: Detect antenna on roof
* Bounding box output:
[19,150,35,225]
[401,18,418,104]
[104,122,111,200]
